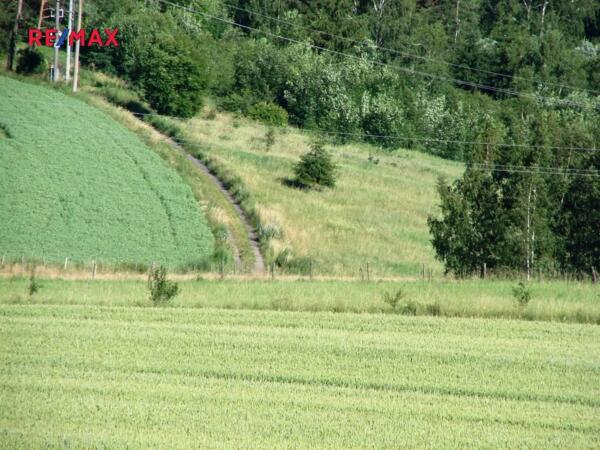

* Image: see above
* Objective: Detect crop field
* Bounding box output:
[1,303,599,448]
[179,109,464,277]
[0,75,213,268]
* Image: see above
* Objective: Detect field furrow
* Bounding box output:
[1,305,598,448]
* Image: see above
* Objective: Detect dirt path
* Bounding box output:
[166,138,265,274]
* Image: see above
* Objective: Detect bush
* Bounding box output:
[293,142,337,189]
[148,266,179,305]
[16,47,47,75]
[220,91,255,114]
[28,268,40,297]
[512,281,531,306]
[361,92,406,148]
[399,300,418,316]
[247,102,288,126]
[383,288,405,310]
[265,128,276,151]
[138,47,205,118]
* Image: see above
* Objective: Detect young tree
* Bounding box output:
[293,142,337,189]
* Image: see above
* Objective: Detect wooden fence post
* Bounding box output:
[92,261,97,280]
[366,262,370,282]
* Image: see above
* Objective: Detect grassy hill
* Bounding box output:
[178,109,464,277]
[0,75,214,268]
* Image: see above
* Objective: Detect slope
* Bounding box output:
[180,110,464,277]
[0,75,214,268]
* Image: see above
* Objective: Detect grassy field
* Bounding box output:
[76,71,255,271]
[1,303,599,448]
[179,109,464,277]
[0,75,214,268]
[1,277,599,324]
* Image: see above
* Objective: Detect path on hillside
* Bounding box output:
[166,138,265,274]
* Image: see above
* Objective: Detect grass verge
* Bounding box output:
[1,277,598,325]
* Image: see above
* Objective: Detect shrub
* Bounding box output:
[283,256,314,275]
[28,268,40,297]
[148,266,179,305]
[265,128,276,151]
[512,281,531,306]
[138,47,205,118]
[399,300,418,316]
[361,92,406,148]
[293,142,337,189]
[426,302,442,316]
[247,102,289,126]
[16,47,47,75]
[383,288,405,310]
[220,91,255,114]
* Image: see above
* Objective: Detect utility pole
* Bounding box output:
[72,0,83,92]
[52,0,61,81]
[65,0,74,81]
[38,0,47,29]
[6,0,24,71]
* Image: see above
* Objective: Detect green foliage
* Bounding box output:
[512,281,532,306]
[148,265,179,305]
[15,48,47,75]
[247,102,288,127]
[27,268,40,297]
[81,5,210,118]
[361,92,406,148]
[293,142,337,189]
[138,46,205,118]
[560,152,600,276]
[0,76,214,268]
[382,288,405,310]
[265,128,275,151]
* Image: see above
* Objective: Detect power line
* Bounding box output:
[218,0,600,96]
[156,0,599,109]
[1,118,598,178]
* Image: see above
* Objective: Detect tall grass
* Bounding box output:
[179,108,464,277]
[1,277,598,325]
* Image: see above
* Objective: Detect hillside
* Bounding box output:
[179,110,464,277]
[0,76,214,268]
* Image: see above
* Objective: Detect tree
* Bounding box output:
[428,170,504,277]
[138,46,206,117]
[560,152,600,278]
[293,142,337,189]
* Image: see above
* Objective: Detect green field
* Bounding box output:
[1,303,599,448]
[178,110,464,277]
[0,75,214,268]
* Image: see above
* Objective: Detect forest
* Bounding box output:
[3,0,600,279]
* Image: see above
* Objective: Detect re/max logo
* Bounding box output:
[28,28,119,47]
